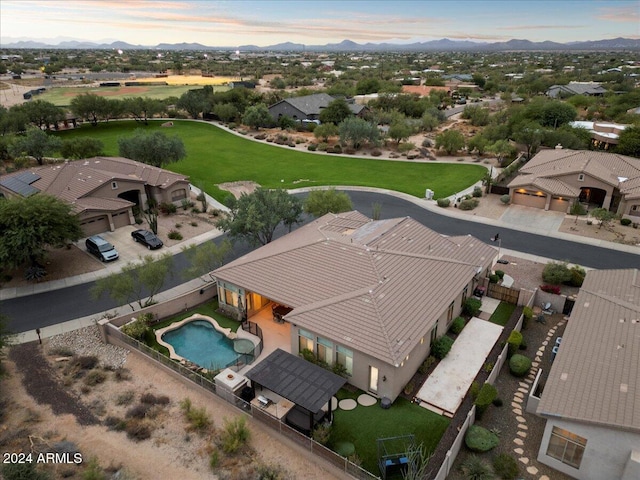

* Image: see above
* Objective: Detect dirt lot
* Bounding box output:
[1,328,343,480]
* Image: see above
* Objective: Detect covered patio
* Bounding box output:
[246,348,346,435]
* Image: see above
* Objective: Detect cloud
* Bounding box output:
[497,25,584,31]
[596,6,640,23]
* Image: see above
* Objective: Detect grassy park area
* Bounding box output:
[54,120,486,202]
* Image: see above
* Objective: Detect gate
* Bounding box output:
[487,283,520,304]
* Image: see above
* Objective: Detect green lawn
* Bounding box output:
[329,397,450,475]
[488,301,517,326]
[54,120,486,202]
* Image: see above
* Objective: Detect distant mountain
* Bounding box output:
[1,36,639,51]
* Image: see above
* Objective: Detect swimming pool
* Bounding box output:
[160,318,254,370]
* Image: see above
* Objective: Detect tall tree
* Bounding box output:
[19,100,64,130]
[304,188,353,217]
[313,123,338,142]
[513,121,544,159]
[388,114,413,145]
[319,98,352,125]
[91,253,174,311]
[60,137,103,159]
[615,125,640,157]
[122,96,162,124]
[177,89,211,119]
[70,93,111,126]
[9,127,62,165]
[118,129,186,168]
[216,188,303,246]
[241,103,272,130]
[0,194,82,269]
[338,117,380,149]
[182,239,233,282]
[435,130,465,155]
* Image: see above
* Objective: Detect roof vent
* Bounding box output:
[621,384,628,393]
[583,302,589,308]
[560,373,568,381]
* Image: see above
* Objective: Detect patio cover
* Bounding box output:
[246,349,346,414]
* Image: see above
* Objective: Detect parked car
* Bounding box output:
[131,229,163,250]
[85,235,119,262]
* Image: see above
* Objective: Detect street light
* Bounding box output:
[491,233,501,259]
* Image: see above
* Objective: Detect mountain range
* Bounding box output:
[1,37,639,52]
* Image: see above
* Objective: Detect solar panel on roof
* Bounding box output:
[14,171,41,185]
[0,177,40,196]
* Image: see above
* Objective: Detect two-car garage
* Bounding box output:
[80,209,132,236]
[511,190,570,213]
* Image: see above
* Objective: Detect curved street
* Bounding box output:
[4,190,639,333]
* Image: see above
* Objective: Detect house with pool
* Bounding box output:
[212,211,497,402]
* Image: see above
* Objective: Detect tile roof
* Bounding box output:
[272,93,365,116]
[214,212,496,366]
[508,149,640,197]
[537,269,640,433]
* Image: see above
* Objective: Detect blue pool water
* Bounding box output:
[162,320,252,369]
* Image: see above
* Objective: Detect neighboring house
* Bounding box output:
[535,268,640,480]
[268,93,366,122]
[0,157,190,236]
[546,82,607,98]
[229,81,256,89]
[507,149,640,219]
[570,121,627,150]
[212,211,497,402]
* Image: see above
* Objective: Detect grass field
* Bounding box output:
[54,120,486,202]
[39,84,230,107]
[329,396,450,474]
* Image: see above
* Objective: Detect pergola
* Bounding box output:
[246,348,346,434]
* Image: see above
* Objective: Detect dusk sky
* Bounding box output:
[1,0,639,46]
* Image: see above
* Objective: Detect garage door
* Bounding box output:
[549,197,569,212]
[512,191,546,209]
[80,216,110,236]
[112,210,131,229]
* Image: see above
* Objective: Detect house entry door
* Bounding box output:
[369,366,379,393]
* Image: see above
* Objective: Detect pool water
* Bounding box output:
[162,320,253,370]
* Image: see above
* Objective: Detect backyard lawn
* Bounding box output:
[54,120,486,202]
[329,395,450,475]
[488,302,517,326]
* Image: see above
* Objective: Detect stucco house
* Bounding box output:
[0,157,190,236]
[268,93,366,123]
[212,211,497,401]
[507,149,640,220]
[534,268,640,480]
[546,82,607,98]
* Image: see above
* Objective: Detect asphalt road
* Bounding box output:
[3,190,638,333]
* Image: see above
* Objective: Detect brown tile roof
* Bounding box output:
[508,176,581,197]
[508,150,640,197]
[537,269,640,432]
[214,212,496,365]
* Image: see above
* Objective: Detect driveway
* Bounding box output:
[500,205,566,235]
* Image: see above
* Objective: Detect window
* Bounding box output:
[336,345,353,376]
[578,174,585,182]
[317,337,333,365]
[546,426,587,469]
[462,285,468,303]
[430,323,438,345]
[220,282,238,307]
[446,301,454,326]
[171,188,187,201]
[369,366,379,393]
[298,329,314,354]
[111,181,118,189]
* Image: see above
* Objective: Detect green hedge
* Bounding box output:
[509,354,532,377]
[463,297,482,317]
[474,383,498,417]
[432,335,454,360]
[450,316,466,334]
[507,330,523,357]
[465,425,499,452]
[493,453,520,480]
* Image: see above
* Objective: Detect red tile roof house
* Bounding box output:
[212,211,497,402]
[532,269,640,480]
[0,157,190,236]
[507,149,640,221]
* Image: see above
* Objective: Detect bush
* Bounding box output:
[84,370,107,386]
[167,229,183,240]
[621,218,632,226]
[450,316,466,334]
[158,202,177,215]
[404,380,415,395]
[494,270,505,279]
[469,381,480,399]
[116,390,135,406]
[459,455,494,480]
[125,419,151,441]
[465,425,499,452]
[307,143,317,151]
[317,142,328,151]
[507,330,523,356]
[219,416,250,454]
[312,422,332,445]
[459,198,479,210]
[432,335,454,360]
[568,265,586,287]
[418,355,436,374]
[500,194,511,205]
[540,284,561,294]
[75,355,98,370]
[180,398,212,433]
[1,462,51,480]
[371,149,382,157]
[181,199,195,210]
[463,297,482,317]
[121,318,150,342]
[488,274,499,284]
[509,354,532,377]
[472,186,483,197]
[141,393,170,405]
[542,261,571,285]
[474,383,498,417]
[398,142,415,153]
[437,198,451,208]
[126,403,151,420]
[493,453,520,480]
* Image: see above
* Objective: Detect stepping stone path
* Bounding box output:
[357,393,377,407]
[338,398,357,411]
[509,320,566,480]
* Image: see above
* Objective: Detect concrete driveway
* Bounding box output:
[499,205,566,235]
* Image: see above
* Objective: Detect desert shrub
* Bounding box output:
[331,144,342,154]
[568,265,586,287]
[307,143,317,151]
[474,383,498,417]
[404,380,415,395]
[312,422,332,445]
[488,274,499,284]
[540,284,561,294]
[493,453,519,480]
[116,390,136,406]
[141,393,170,405]
[459,455,494,480]
[104,415,126,431]
[113,368,132,382]
[317,142,328,151]
[507,330,523,357]
[432,335,454,360]
[1,461,51,480]
[75,355,98,370]
[48,345,74,357]
[398,142,415,153]
[542,261,571,285]
[181,199,195,210]
[158,202,177,215]
[465,425,499,453]
[463,297,482,317]
[167,229,183,240]
[509,354,532,377]
[82,457,106,480]
[371,148,382,157]
[121,318,150,342]
[180,398,212,433]
[472,186,483,197]
[174,222,182,229]
[450,316,466,334]
[437,198,451,208]
[219,416,250,454]
[84,370,107,386]
[125,419,151,441]
[459,198,479,210]
[500,194,511,205]
[126,403,151,420]
[418,355,436,374]
[190,221,198,227]
[256,463,285,480]
[344,147,357,155]
[621,218,632,226]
